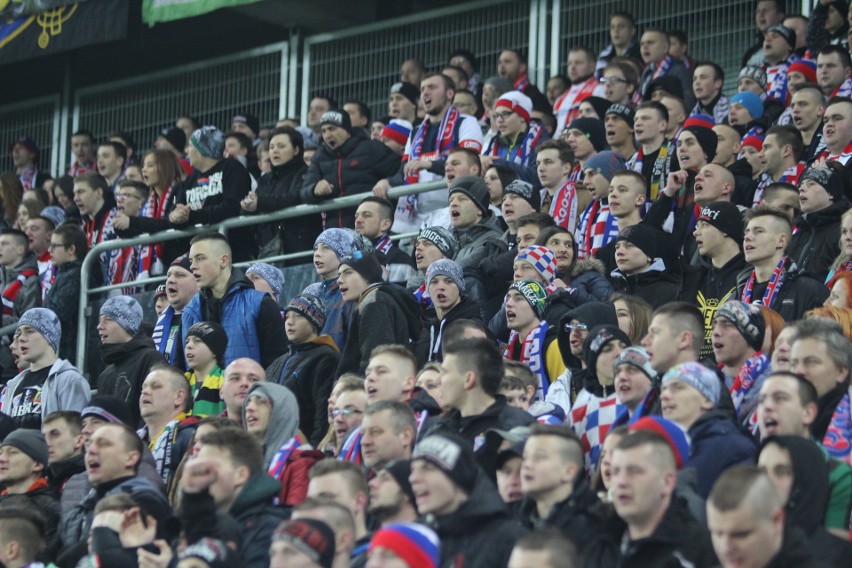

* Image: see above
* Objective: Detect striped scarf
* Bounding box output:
[138,185,174,280]
[412,281,433,309]
[405,106,462,184]
[577,200,618,259]
[514,74,530,91]
[268,436,302,480]
[831,77,852,98]
[729,352,770,426]
[629,141,670,201]
[742,257,787,307]
[547,180,579,233]
[816,142,852,166]
[373,234,393,254]
[505,320,551,401]
[487,121,544,166]
[338,426,363,464]
[765,63,789,104]
[824,387,852,465]
[18,164,38,191]
[651,55,674,80]
[2,269,36,315]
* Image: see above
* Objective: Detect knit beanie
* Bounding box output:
[662,362,722,408]
[503,179,540,212]
[340,251,384,284]
[160,127,186,153]
[714,300,766,352]
[82,395,133,426]
[179,538,237,568]
[390,81,419,105]
[417,226,457,259]
[449,175,492,218]
[285,294,327,332]
[788,59,817,83]
[17,307,60,354]
[697,201,744,244]
[683,125,718,163]
[581,96,613,120]
[730,91,764,121]
[369,523,441,568]
[1,429,48,467]
[614,223,657,260]
[508,279,548,319]
[170,253,192,274]
[246,262,284,298]
[344,227,375,255]
[154,284,167,300]
[315,228,358,260]
[190,126,225,159]
[38,206,65,229]
[800,166,846,202]
[273,519,336,568]
[99,296,143,335]
[567,117,607,152]
[582,324,631,371]
[495,90,533,123]
[583,150,627,182]
[412,433,479,494]
[738,66,767,91]
[765,24,796,50]
[381,459,417,507]
[645,76,684,101]
[231,112,260,138]
[629,416,690,469]
[186,321,228,366]
[605,103,634,127]
[320,109,352,134]
[514,245,557,284]
[741,131,765,152]
[426,258,465,292]
[614,346,656,380]
[381,119,413,146]
[563,301,618,329]
[683,114,715,129]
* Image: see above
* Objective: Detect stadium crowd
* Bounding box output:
[2,1,852,566]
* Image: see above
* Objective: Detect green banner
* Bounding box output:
[142,0,264,25]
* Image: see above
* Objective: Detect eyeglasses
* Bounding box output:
[563,322,589,333]
[48,243,68,250]
[331,407,363,418]
[600,76,629,85]
[115,192,141,201]
[492,111,515,120]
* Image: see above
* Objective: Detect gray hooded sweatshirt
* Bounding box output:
[242,382,300,469]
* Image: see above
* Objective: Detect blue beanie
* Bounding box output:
[730,91,763,120]
[315,228,357,260]
[246,263,284,298]
[583,151,627,182]
[99,296,143,335]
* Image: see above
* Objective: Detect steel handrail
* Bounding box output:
[75,179,447,371]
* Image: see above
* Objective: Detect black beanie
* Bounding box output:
[697,201,744,244]
[567,117,607,152]
[583,325,631,371]
[320,109,352,134]
[382,459,417,507]
[684,125,717,163]
[340,251,384,284]
[412,433,479,494]
[450,175,492,218]
[186,321,228,365]
[615,223,658,260]
[557,302,618,367]
[800,166,846,202]
[581,96,612,120]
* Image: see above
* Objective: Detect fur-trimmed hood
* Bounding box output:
[568,257,606,279]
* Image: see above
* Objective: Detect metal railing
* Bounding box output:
[75,179,447,373]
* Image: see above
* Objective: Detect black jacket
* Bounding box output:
[429,471,527,568]
[301,129,400,228]
[728,158,758,207]
[787,200,847,282]
[180,472,286,568]
[252,158,319,265]
[679,253,749,360]
[0,483,61,560]
[688,410,755,498]
[265,336,340,446]
[46,452,85,498]
[336,283,422,377]
[517,479,613,558]
[44,259,100,365]
[735,260,829,322]
[609,259,680,309]
[415,294,482,366]
[586,495,717,568]
[96,334,166,427]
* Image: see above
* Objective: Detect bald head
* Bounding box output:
[695,163,734,205]
[221,358,265,419]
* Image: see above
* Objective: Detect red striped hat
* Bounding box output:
[495,90,532,123]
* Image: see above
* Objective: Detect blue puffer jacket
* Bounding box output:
[315,276,353,351]
[688,409,756,498]
[182,274,266,365]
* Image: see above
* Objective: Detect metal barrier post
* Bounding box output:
[76,179,447,374]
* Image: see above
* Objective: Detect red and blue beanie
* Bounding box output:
[683,114,715,130]
[514,245,557,284]
[629,415,690,469]
[381,119,412,146]
[788,58,817,83]
[368,523,440,568]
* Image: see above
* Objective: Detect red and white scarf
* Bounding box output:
[577,200,618,259]
[18,164,38,191]
[815,142,852,166]
[138,185,174,279]
[2,269,37,315]
[548,180,579,233]
[554,76,600,133]
[741,257,787,308]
